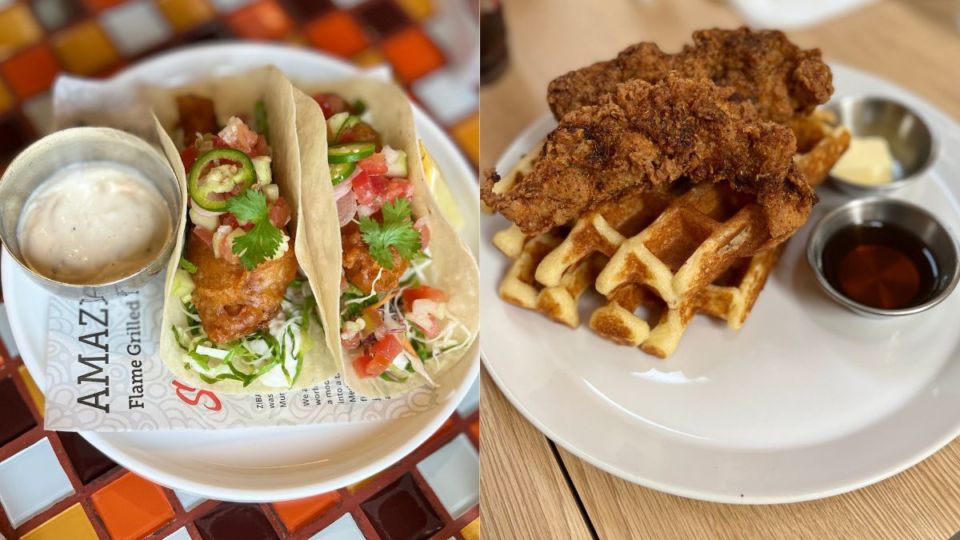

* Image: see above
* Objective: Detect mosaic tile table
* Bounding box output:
[0,0,480,538]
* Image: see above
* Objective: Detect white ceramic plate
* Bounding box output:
[481,63,960,504]
[1,43,479,502]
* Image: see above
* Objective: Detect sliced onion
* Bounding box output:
[337,191,357,227]
[332,176,354,200]
[357,204,376,218]
[414,217,430,248]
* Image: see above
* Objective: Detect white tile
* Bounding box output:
[331,0,367,8]
[22,94,53,136]
[456,374,479,416]
[309,513,365,540]
[99,0,172,56]
[32,0,71,30]
[424,15,459,59]
[174,488,205,511]
[416,434,479,518]
[0,438,74,527]
[0,305,18,359]
[0,0,13,9]
[412,69,478,125]
[208,0,255,13]
[163,527,192,540]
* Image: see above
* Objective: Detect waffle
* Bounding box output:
[493,111,849,357]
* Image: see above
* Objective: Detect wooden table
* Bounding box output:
[479,1,960,538]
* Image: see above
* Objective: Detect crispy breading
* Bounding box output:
[547,27,832,124]
[188,233,298,344]
[482,75,815,241]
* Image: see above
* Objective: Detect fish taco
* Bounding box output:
[294,79,479,397]
[153,67,339,393]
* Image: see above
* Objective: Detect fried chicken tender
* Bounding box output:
[187,232,298,344]
[547,27,832,124]
[481,75,816,241]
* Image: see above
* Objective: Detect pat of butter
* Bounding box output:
[831,136,895,186]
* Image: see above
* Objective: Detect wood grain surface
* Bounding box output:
[479,0,960,538]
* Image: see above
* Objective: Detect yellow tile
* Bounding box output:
[0,5,43,60]
[53,22,118,75]
[395,0,434,20]
[157,0,215,31]
[18,365,44,415]
[461,517,479,540]
[452,113,479,164]
[352,48,385,68]
[0,79,13,114]
[347,474,379,493]
[22,503,98,540]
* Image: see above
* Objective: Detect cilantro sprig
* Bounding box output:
[359,198,421,269]
[227,190,284,270]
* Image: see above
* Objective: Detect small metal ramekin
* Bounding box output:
[806,198,959,317]
[0,127,182,297]
[826,96,937,196]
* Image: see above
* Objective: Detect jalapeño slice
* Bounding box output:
[188,148,256,211]
[328,142,376,164]
[330,162,356,186]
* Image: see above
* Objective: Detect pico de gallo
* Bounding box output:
[314,92,471,384]
[171,97,322,389]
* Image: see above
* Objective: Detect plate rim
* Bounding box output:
[480,61,960,504]
[2,41,480,502]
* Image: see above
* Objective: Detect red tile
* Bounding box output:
[1,44,60,99]
[382,26,444,83]
[304,10,369,58]
[82,0,124,12]
[227,0,293,40]
[272,492,340,532]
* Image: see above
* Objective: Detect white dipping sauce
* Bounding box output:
[17,161,171,284]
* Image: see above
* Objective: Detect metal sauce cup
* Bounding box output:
[806,198,959,317]
[827,96,936,195]
[0,127,182,297]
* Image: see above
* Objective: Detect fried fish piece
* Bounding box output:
[481,75,815,241]
[187,233,298,344]
[547,27,832,124]
[176,95,219,144]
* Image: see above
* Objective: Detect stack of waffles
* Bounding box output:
[492,111,850,358]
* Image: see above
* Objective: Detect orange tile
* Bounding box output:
[304,11,369,58]
[83,0,125,12]
[1,44,60,99]
[382,26,444,83]
[227,0,293,40]
[22,503,97,540]
[352,47,385,68]
[452,113,479,164]
[272,492,340,532]
[92,472,174,540]
[53,22,119,75]
[0,5,43,60]
[426,416,454,446]
[461,517,480,540]
[469,419,479,441]
[157,0,215,31]
[18,365,44,415]
[0,79,13,114]
[395,0,435,20]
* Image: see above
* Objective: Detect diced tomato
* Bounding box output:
[220,213,240,229]
[414,217,429,248]
[192,225,214,246]
[251,134,269,157]
[402,286,448,312]
[353,353,392,377]
[358,153,388,175]
[180,146,199,171]
[268,197,291,228]
[211,136,231,149]
[314,92,350,119]
[218,118,259,154]
[370,334,403,361]
[353,173,413,213]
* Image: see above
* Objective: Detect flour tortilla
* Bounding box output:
[152,66,338,394]
[294,79,479,398]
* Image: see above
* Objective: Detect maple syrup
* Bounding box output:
[821,221,940,310]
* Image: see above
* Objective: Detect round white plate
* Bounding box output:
[481,63,960,504]
[1,43,479,502]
